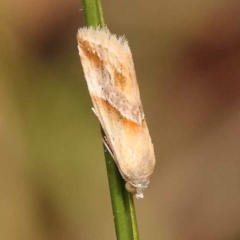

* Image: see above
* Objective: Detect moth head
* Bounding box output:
[125,180,150,199]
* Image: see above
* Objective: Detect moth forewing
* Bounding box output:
[77,26,156,198]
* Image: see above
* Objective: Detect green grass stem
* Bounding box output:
[81,1,139,239]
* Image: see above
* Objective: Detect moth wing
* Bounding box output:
[77,27,155,191]
[77,27,144,124]
[91,95,155,185]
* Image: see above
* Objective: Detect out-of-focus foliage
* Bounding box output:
[1,0,240,239]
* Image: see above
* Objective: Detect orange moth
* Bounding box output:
[77,27,155,198]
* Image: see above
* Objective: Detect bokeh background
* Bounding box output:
[1,0,240,239]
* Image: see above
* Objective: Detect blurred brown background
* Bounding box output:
[1,0,240,239]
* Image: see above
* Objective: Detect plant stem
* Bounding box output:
[82,0,104,27]
[81,1,139,239]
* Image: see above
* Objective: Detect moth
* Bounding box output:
[77,26,155,198]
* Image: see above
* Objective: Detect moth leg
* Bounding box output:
[102,136,115,160]
[91,107,98,117]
